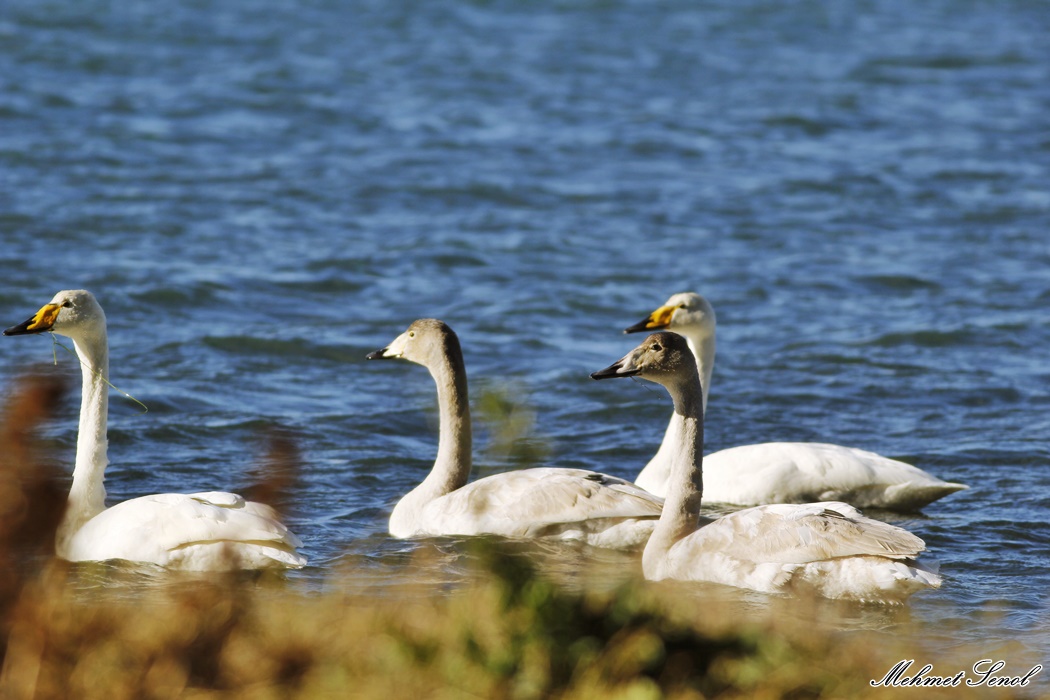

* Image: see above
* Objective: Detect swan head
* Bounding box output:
[624,292,715,338]
[590,331,697,388]
[4,290,107,341]
[366,318,461,369]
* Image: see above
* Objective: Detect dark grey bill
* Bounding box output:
[590,360,637,380]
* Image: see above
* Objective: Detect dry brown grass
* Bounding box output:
[0,376,1040,699]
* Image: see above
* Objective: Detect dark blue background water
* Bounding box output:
[2,0,1048,672]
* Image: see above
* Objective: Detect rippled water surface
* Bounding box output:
[2,0,1048,674]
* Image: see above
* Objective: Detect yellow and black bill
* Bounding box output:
[623,304,676,334]
[4,304,60,336]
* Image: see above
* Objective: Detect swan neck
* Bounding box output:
[636,328,713,495]
[643,375,704,569]
[59,332,110,551]
[426,342,472,494]
[683,331,714,413]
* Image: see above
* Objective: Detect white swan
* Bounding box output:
[4,290,306,571]
[366,318,663,548]
[625,292,967,510]
[592,332,941,603]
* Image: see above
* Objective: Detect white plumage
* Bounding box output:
[592,331,941,603]
[367,318,662,548]
[4,290,305,571]
[626,292,967,510]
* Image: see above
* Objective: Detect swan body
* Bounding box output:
[592,332,941,603]
[700,442,964,512]
[626,292,967,510]
[367,319,663,549]
[4,290,305,571]
[390,466,661,549]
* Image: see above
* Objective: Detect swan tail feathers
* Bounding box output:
[876,480,969,511]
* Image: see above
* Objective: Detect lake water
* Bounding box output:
[1,0,1048,677]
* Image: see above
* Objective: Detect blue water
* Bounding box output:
[2,0,1048,673]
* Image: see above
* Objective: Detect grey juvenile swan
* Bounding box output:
[592,331,941,603]
[367,318,663,548]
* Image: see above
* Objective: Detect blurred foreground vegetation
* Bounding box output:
[0,375,1039,699]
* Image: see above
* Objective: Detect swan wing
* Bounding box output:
[420,468,663,542]
[674,502,927,565]
[184,491,245,508]
[67,492,306,570]
[701,442,967,510]
[654,502,939,602]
